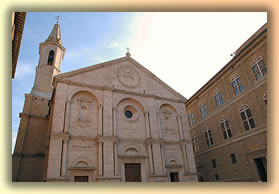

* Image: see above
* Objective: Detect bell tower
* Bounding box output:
[12,21,65,182]
[31,22,65,97]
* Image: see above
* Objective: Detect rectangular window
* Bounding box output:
[188,113,194,126]
[200,104,207,118]
[205,128,214,146]
[211,159,217,168]
[230,153,237,164]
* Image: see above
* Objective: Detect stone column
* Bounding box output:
[160,143,166,174]
[103,141,114,177]
[152,143,163,174]
[144,111,151,138]
[60,139,68,176]
[181,144,189,173]
[98,105,103,136]
[177,114,184,140]
[113,107,117,136]
[147,143,154,174]
[98,140,103,176]
[63,100,71,133]
[114,142,119,176]
[156,111,162,139]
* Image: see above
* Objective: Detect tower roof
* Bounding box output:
[46,23,62,44]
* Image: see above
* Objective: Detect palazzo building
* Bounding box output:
[12,22,198,182]
[186,23,267,182]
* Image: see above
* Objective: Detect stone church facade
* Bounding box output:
[12,22,198,182]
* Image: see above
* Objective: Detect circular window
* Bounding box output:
[81,106,87,110]
[123,105,138,120]
[125,110,133,119]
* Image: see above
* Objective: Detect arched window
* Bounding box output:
[239,104,256,131]
[204,128,214,147]
[188,112,194,126]
[220,117,232,139]
[231,73,243,95]
[214,88,224,108]
[251,56,267,80]
[200,104,207,118]
[47,50,55,65]
[191,135,199,152]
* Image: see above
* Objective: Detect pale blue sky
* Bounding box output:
[12,12,267,152]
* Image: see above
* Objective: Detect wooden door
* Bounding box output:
[125,163,141,182]
[74,176,89,182]
[170,172,179,182]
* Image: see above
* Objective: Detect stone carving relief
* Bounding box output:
[161,108,175,132]
[70,91,99,131]
[117,66,140,88]
[159,105,180,140]
[77,97,91,127]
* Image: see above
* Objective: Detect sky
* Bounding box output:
[12,12,267,152]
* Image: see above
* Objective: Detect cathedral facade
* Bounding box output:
[12,22,198,182]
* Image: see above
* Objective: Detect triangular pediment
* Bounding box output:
[55,56,186,102]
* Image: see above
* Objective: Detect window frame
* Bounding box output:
[192,135,199,152]
[188,112,195,126]
[251,56,267,80]
[239,104,256,131]
[220,117,232,139]
[204,127,214,147]
[211,159,217,168]
[214,89,224,108]
[47,50,55,65]
[230,153,237,164]
[200,104,207,118]
[231,74,243,95]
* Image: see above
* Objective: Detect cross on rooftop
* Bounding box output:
[126,47,131,57]
[55,16,61,24]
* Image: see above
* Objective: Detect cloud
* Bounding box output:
[105,41,120,49]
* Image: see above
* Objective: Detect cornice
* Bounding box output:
[189,76,266,128]
[55,78,186,103]
[19,112,49,120]
[194,127,267,157]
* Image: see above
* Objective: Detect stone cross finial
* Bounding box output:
[55,16,61,24]
[126,47,131,57]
